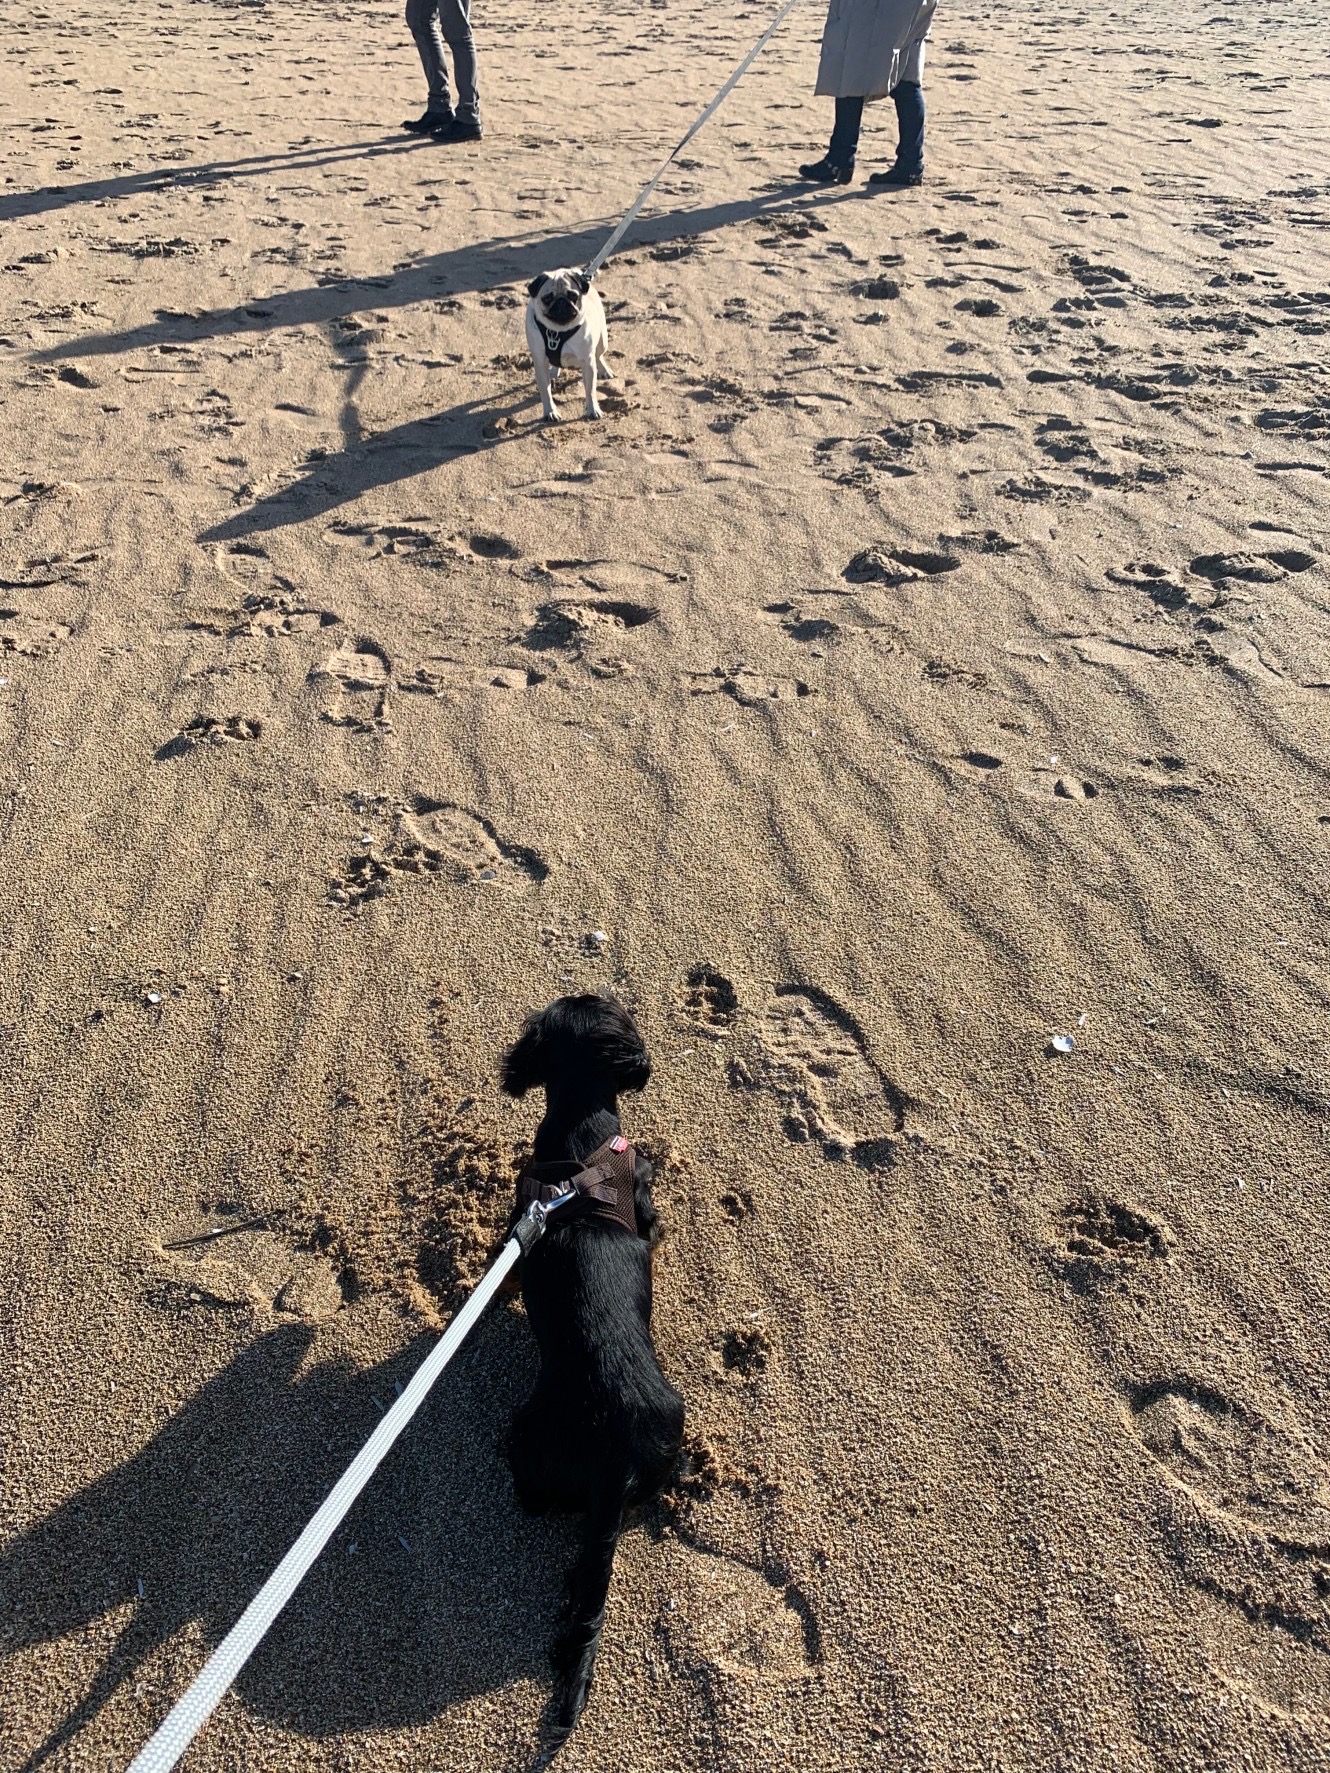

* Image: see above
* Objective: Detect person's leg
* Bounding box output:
[799,94,862,182]
[869,41,926,186]
[827,95,864,168]
[892,39,926,173]
[435,0,480,130]
[892,82,925,175]
[403,0,454,128]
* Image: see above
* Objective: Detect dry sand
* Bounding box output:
[2,0,1329,1767]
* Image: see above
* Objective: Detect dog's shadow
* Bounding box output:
[4,1312,576,1770]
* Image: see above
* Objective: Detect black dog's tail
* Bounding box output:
[542,1475,630,1760]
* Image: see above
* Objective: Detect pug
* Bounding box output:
[525,268,612,423]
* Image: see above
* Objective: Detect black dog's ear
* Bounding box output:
[597,997,651,1094]
[501,1007,550,1098]
[527,272,550,297]
[607,1040,650,1094]
[572,271,591,295]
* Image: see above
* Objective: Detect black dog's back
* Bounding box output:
[514,1218,684,1753]
[513,1220,684,1511]
[501,996,684,1757]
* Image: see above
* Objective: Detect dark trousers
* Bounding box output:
[828,83,925,173]
[405,0,479,121]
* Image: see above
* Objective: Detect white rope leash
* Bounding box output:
[582,0,808,279]
[127,1227,533,1773]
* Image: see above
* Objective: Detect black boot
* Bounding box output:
[433,114,483,143]
[798,155,854,185]
[868,164,923,187]
[403,107,453,134]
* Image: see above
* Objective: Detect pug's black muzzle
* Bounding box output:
[543,295,581,327]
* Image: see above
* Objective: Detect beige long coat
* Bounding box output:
[815,0,937,101]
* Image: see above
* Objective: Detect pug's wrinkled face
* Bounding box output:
[528,268,590,329]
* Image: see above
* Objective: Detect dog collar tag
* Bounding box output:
[610,1136,629,1153]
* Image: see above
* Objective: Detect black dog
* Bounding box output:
[502,994,685,1753]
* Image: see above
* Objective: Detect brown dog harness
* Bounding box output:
[515,1134,639,1236]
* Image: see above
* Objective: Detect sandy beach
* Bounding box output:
[2,0,1329,1767]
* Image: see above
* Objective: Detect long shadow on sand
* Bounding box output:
[198,386,536,541]
[37,184,869,367]
[0,135,434,226]
[3,1313,572,1770]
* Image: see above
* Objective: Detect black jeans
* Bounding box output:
[828,84,925,173]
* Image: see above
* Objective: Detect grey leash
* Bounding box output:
[125,1197,569,1773]
[581,0,809,280]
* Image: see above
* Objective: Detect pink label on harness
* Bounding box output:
[610,1136,629,1152]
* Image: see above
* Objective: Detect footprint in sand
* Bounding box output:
[312,637,392,733]
[0,609,72,657]
[206,542,340,637]
[1255,407,1330,442]
[2,481,82,507]
[849,274,902,302]
[409,1124,521,1319]
[729,983,905,1166]
[719,1187,755,1224]
[682,965,739,1032]
[1036,415,1101,466]
[1051,776,1100,802]
[316,638,391,691]
[1126,1378,1330,1653]
[0,552,98,591]
[772,611,839,643]
[955,751,1100,801]
[213,540,288,587]
[324,519,436,557]
[526,557,684,597]
[897,368,1003,394]
[762,598,876,646]
[156,713,262,759]
[1189,548,1317,585]
[1107,561,1203,611]
[1073,634,1194,673]
[1124,755,1205,798]
[958,749,1004,774]
[843,544,962,587]
[685,668,814,706]
[401,658,549,696]
[925,658,990,690]
[399,801,546,885]
[152,1207,350,1321]
[518,561,682,656]
[822,419,978,483]
[660,1553,819,1690]
[1198,630,1284,685]
[233,593,341,639]
[719,1327,772,1382]
[324,521,520,568]
[662,1433,823,1683]
[999,474,1090,505]
[940,529,1021,556]
[1055,1192,1174,1287]
[525,597,658,659]
[329,799,547,908]
[55,364,98,391]
[753,208,829,247]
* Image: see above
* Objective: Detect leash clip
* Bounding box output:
[514,1186,576,1254]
